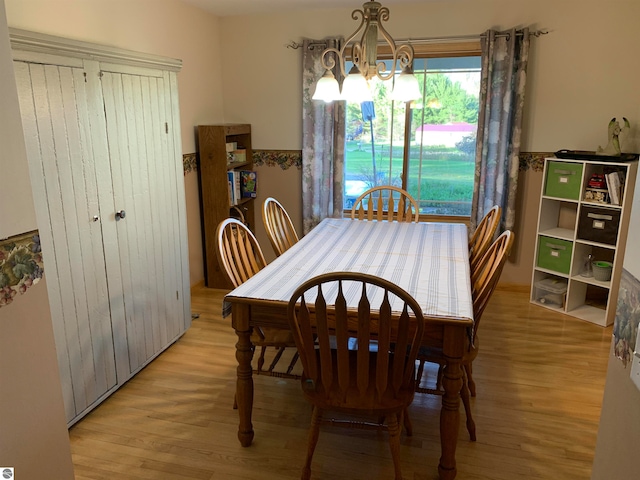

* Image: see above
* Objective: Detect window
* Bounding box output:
[344,45,482,218]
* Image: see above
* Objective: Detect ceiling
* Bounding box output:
[179,0,429,18]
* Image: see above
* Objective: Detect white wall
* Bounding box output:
[0,1,33,239]
[0,0,75,477]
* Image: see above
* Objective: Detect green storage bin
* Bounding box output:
[544,161,583,200]
[537,236,573,274]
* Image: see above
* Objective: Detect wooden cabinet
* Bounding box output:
[197,124,255,288]
[530,156,638,326]
[12,30,191,425]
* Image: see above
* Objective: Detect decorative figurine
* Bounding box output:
[597,117,631,156]
[597,118,622,156]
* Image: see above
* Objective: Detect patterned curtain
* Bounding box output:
[472,28,530,232]
[301,38,346,234]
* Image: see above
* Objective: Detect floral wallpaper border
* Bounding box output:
[0,230,44,308]
[183,149,303,174]
[184,150,546,174]
[253,149,302,170]
[183,153,197,175]
[519,152,553,172]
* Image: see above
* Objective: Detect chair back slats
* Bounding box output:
[297,295,317,380]
[216,218,267,288]
[314,285,335,392]
[287,272,424,405]
[471,230,514,335]
[262,197,299,256]
[235,231,255,282]
[356,286,371,396]
[375,192,385,220]
[334,282,350,395]
[393,306,411,392]
[350,186,420,223]
[375,292,392,398]
[469,205,501,272]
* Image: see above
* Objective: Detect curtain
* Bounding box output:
[301,38,346,234]
[471,28,530,233]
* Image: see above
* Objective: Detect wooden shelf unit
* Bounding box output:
[197,124,254,288]
[530,156,638,326]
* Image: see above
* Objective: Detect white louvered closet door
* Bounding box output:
[14,60,118,422]
[100,66,187,373]
[11,29,191,426]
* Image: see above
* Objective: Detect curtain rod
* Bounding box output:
[286,29,548,50]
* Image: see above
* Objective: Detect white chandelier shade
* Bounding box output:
[311,1,421,103]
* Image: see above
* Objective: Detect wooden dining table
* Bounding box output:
[224,217,474,480]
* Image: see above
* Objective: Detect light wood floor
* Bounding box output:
[69,285,612,480]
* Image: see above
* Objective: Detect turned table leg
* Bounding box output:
[233,303,254,447]
[438,325,466,480]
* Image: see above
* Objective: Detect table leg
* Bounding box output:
[233,303,254,447]
[438,327,465,480]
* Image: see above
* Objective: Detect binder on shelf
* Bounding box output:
[240,170,257,198]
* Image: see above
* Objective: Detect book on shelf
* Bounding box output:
[227,171,235,206]
[605,171,623,205]
[233,170,241,204]
[240,170,257,198]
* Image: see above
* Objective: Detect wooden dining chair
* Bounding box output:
[216,218,299,378]
[350,185,419,222]
[468,205,501,273]
[415,230,514,441]
[287,272,424,480]
[262,197,299,256]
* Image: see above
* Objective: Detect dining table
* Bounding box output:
[224,217,474,480]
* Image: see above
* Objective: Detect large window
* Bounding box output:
[344,50,481,218]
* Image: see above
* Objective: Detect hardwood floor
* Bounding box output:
[69,285,612,480]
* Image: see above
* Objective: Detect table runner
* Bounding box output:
[224,218,473,323]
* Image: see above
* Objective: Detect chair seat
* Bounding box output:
[301,349,416,414]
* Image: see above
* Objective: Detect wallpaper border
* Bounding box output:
[183,152,197,175]
[253,149,302,170]
[185,150,550,174]
[0,230,44,308]
[519,152,552,172]
[184,150,303,174]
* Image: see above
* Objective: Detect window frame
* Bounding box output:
[342,40,482,224]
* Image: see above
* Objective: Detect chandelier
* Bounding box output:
[312,1,421,103]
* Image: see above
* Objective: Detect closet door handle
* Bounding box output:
[93,215,100,222]
[115,210,126,220]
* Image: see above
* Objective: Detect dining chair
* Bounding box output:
[468,205,501,273]
[262,197,299,256]
[350,185,420,222]
[216,218,299,378]
[287,272,424,480]
[415,230,514,441]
